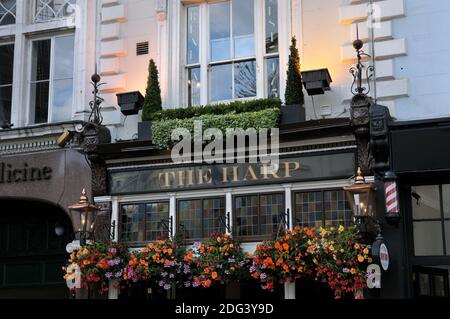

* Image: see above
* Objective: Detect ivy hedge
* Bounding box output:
[151,98,282,121]
[152,108,281,149]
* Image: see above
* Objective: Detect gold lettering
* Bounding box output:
[159,172,176,188]
[198,169,212,185]
[232,166,239,182]
[243,165,258,181]
[178,170,184,187]
[188,169,194,186]
[284,161,301,178]
[222,167,228,183]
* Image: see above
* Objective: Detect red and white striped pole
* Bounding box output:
[384,171,400,224]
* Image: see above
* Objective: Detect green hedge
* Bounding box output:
[151,98,282,121]
[152,108,281,149]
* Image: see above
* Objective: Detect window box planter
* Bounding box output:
[280,104,305,125]
[138,121,153,141]
[117,91,144,116]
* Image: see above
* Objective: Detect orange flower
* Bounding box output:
[282,264,289,272]
[203,279,212,288]
[354,243,360,249]
[276,258,283,266]
[363,248,369,255]
[204,267,210,274]
[274,242,282,250]
[211,272,218,280]
[282,243,289,251]
[357,255,364,263]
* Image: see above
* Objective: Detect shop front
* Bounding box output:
[390,117,450,299]
[0,149,92,298]
[96,126,358,299]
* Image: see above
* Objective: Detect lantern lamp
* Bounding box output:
[344,168,377,218]
[68,189,99,246]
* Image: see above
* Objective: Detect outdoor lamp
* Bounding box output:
[68,189,99,246]
[344,168,378,239]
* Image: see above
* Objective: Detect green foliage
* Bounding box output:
[284,37,304,106]
[152,108,281,149]
[142,59,162,121]
[152,98,282,121]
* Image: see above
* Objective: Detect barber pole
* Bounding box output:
[385,180,398,214]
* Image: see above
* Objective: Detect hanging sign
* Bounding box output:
[371,236,390,271]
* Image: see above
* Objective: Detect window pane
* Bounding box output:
[324,190,352,227]
[235,195,259,237]
[232,0,254,58]
[187,6,200,65]
[210,1,231,62]
[31,40,51,82]
[188,67,201,106]
[52,79,73,122]
[120,204,145,243]
[145,202,169,241]
[295,191,323,228]
[203,198,225,237]
[234,60,256,98]
[446,221,450,256]
[413,221,444,256]
[0,44,14,86]
[412,185,441,220]
[0,0,16,26]
[0,86,12,125]
[54,35,74,79]
[259,194,284,236]
[211,63,232,102]
[30,81,49,124]
[178,200,202,240]
[35,0,76,22]
[443,184,450,218]
[265,0,278,53]
[266,57,279,98]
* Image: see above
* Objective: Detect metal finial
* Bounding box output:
[88,66,105,125]
[355,167,366,184]
[79,188,89,204]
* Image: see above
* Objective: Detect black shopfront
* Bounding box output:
[389,117,450,299]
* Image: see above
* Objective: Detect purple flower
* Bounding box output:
[192,282,200,288]
[169,274,175,279]
[228,258,235,263]
[193,242,201,249]
[164,284,171,290]
[183,265,191,274]
[216,264,223,269]
[238,261,245,267]
[161,272,168,277]
[109,248,117,254]
[249,266,256,273]
[343,268,350,273]
[105,272,113,279]
[107,260,115,267]
[159,280,165,287]
[260,273,267,281]
[115,270,123,278]
[184,281,191,288]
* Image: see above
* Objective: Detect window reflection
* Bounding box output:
[233,0,255,58]
[0,44,14,125]
[210,64,232,102]
[265,0,278,54]
[187,6,200,65]
[266,57,279,98]
[210,1,231,62]
[234,60,256,98]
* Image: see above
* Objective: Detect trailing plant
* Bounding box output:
[152,98,281,121]
[64,242,129,295]
[142,59,162,121]
[189,232,250,288]
[284,37,304,106]
[151,108,281,149]
[124,239,195,290]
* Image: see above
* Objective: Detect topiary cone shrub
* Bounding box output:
[284,36,304,106]
[142,59,162,121]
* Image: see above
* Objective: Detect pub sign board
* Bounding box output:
[109,151,356,195]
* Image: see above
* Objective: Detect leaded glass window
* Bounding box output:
[35,0,76,23]
[178,198,225,241]
[294,190,352,228]
[0,0,16,26]
[235,193,284,240]
[120,201,170,244]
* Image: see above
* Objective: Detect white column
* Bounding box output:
[284,282,296,299]
[225,191,233,235]
[255,0,265,99]
[108,280,120,299]
[111,197,119,242]
[199,3,209,106]
[169,193,176,239]
[278,0,292,103]
[284,184,293,230]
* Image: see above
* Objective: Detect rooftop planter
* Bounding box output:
[152,108,281,149]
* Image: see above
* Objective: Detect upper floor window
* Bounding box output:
[34,0,76,23]
[0,43,14,127]
[0,0,16,26]
[185,0,280,106]
[30,34,74,124]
